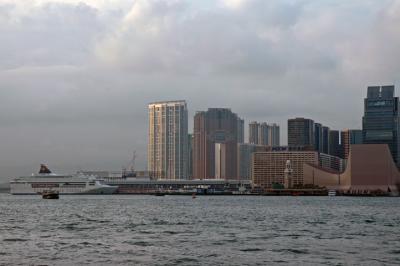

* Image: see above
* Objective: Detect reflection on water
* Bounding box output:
[0,194,399,265]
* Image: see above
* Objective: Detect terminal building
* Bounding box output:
[303,144,400,195]
[105,179,252,194]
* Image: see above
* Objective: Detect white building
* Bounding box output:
[148,100,188,179]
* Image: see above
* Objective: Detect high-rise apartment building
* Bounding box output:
[193,108,243,179]
[148,100,188,179]
[259,123,270,145]
[249,121,259,144]
[269,123,280,147]
[288,118,314,148]
[341,129,363,159]
[248,121,280,146]
[362,85,400,165]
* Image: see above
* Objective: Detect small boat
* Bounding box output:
[154,191,165,196]
[328,190,336,196]
[41,190,59,199]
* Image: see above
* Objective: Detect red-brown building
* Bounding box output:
[193,108,242,179]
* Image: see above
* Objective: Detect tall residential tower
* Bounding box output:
[248,121,280,146]
[193,108,243,179]
[148,100,188,179]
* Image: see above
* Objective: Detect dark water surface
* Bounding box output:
[0,194,399,265]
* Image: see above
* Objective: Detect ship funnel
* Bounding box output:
[39,164,52,174]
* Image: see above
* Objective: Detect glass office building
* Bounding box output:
[362,85,400,165]
[288,118,314,148]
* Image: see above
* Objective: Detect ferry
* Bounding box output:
[10,165,118,195]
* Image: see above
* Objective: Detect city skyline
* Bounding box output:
[1,0,400,181]
[2,2,400,266]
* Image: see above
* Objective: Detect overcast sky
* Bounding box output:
[1,0,399,181]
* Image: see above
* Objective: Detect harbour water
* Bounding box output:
[0,194,399,265]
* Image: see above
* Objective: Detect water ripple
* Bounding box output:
[0,194,399,265]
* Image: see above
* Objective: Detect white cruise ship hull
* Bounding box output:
[10,177,118,195]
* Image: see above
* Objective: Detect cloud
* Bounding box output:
[219,0,249,10]
[0,3,102,72]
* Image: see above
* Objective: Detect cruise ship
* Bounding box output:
[10,165,118,195]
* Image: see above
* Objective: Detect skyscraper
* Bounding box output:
[362,85,400,165]
[148,100,188,179]
[322,126,330,154]
[288,118,314,148]
[249,121,280,146]
[328,130,340,157]
[259,122,270,145]
[314,123,323,153]
[193,108,242,179]
[237,117,245,143]
[269,123,280,147]
[249,121,259,144]
[188,134,194,179]
[341,129,363,159]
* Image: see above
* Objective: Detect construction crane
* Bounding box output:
[122,151,137,178]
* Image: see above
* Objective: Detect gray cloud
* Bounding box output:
[0,0,399,181]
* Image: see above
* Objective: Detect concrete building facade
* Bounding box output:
[252,151,318,189]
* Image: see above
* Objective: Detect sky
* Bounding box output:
[1,0,400,181]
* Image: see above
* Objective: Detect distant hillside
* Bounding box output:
[0,182,10,193]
